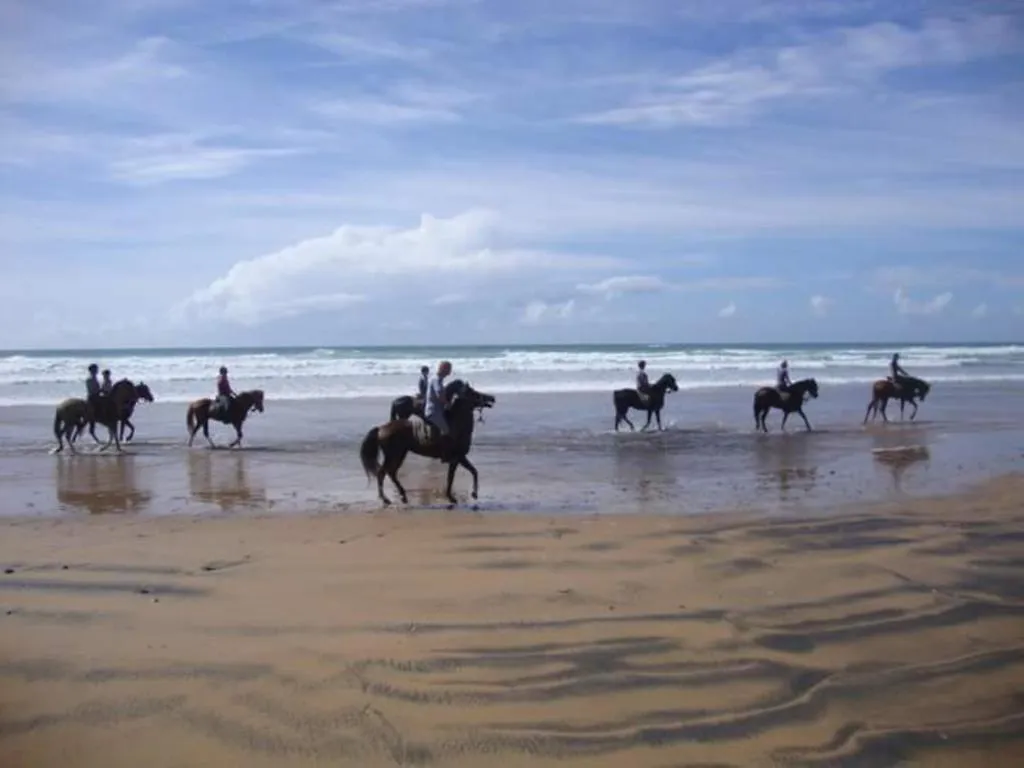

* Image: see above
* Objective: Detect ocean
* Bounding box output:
[2,343,1023,406]
[1,343,1021,518]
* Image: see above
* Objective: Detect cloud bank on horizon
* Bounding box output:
[2,0,1023,348]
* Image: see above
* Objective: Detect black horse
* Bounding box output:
[864,376,931,423]
[54,379,153,453]
[186,390,265,448]
[753,378,819,433]
[74,379,155,445]
[360,379,495,506]
[613,373,679,431]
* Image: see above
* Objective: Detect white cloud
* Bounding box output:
[431,293,471,306]
[810,294,832,316]
[172,210,613,326]
[971,302,989,318]
[894,287,953,315]
[578,15,1018,127]
[718,301,737,318]
[576,274,673,298]
[520,299,575,325]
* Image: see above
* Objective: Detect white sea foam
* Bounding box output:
[1,344,1021,406]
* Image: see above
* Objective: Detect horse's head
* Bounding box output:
[446,379,496,411]
[657,373,679,393]
[248,389,265,413]
[803,378,819,399]
[135,382,154,403]
[917,380,930,401]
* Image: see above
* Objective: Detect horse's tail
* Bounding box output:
[53,408,63,441]
[186,405,196,434]
[359,427,381,480]
[389,402,398,421]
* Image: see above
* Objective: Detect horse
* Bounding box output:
[73,379,154,445]
[186,390,265,448]
[613,373,679,432]
[863,376,931,424]
[52,379,152,454]
[360,379,495,506]
[753,378,819,433]
[389,394,423,421]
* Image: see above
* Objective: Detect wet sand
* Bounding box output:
[1,381,1023,517]
[3,475,1024,767]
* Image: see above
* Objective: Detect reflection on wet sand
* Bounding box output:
[187,451,268,511]
[612,436,676,506]
[753,433,818,501]
[55,455,152,514]
[870,431,932,492]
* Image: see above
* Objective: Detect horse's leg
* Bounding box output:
[864,398,876,425]
[89,419,102,444]
[798,408,812,431]
[641,409,653,431]
[654,408,663,431]
[459,456,479,500]
[780,410,789,432]
[123,418,135,442]
[384,444,408,505]
[229,422,243,448]
[899,398,906,420]
[910,398,919,421]
[203,419,216,449]
[444,461,459,506]
[622,410,635,431]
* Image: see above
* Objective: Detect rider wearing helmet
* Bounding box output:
[215,366,235,416]
[636,360,651,404]
[889,353,910,390]
[777,359,792,395]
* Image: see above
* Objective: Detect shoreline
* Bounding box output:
[3,474,1024,766]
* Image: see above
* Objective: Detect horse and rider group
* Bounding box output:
[49,352,931,505]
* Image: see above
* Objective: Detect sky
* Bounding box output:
[1,0,1023,349]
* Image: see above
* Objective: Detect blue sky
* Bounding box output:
[2,0,1023,348]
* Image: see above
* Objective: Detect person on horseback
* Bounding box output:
[424,360,454,460]
[100,369,113,395]
[636,360,651,405]
[415,365,429,403]
[85,364,101,401]
[215,366,235,417]
[889,353,910,390]
[777,360,792,397]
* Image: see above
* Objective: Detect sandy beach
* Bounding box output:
[3,474,1024,766]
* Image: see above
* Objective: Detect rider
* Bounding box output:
[889,353,910,389]
[636,360,651,404]
[215,366,235,415]
[100,369,113,395]
[85,363,102,409]
[416,365,429,405]
[777,360,792,396]
[424,360,454,460]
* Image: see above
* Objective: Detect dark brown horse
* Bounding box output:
[389,394,423,421]
[360,379,495,506]
[186,390,265,448]
[613,372,679,431]
[74,379,155,445]
[864,376,930,423]
[53,379,153,454]
[753,377,819,433]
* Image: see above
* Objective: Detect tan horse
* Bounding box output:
[52,379,152,454]
[186,390,265,448]
[864,376,931,423]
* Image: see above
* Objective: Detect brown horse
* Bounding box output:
[360,379,495,506]
[864,376,930,423]
[53,379,153,454]
[186,390,265,448]
[753,377,819,433]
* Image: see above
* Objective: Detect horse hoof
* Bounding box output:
[471,491,478,500]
